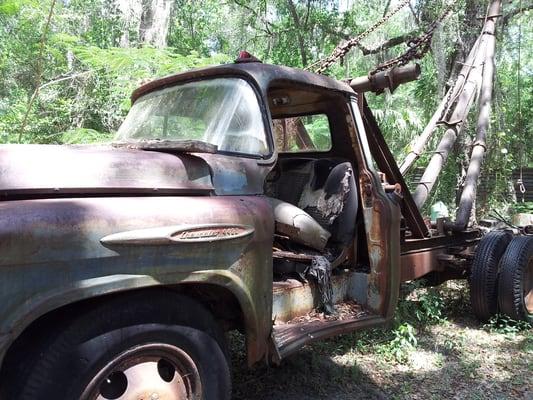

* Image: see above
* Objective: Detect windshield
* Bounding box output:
[115,77,269,156]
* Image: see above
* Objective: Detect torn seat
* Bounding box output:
[268,159,358,251]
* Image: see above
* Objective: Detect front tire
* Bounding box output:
[6,291,231,400]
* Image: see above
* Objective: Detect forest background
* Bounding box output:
[0,0,531,216]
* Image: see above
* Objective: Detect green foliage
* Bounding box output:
[61,128,111,144]
[0,0,529,213]
[336,282,448,364]
[72,46,229,129]
[0,0,24,16]
[483,314,532,335]
[303,114,332,150]
[377,322,418,363]
[415,288,445,323]
[512,202,533,214]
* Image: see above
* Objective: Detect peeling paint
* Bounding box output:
[299,168,353,225]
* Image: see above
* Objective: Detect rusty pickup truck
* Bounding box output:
[0,54,531,400]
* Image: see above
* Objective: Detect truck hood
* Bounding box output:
[0,144,214,198]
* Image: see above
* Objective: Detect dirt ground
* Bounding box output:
[230,281,532,400]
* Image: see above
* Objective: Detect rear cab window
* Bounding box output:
[272,114,332,152]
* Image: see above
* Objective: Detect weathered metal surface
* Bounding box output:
[272,315,383,358]
[400,229,480,281]
[269,96,402,359]
[0,57,482,374]
[193,153,272,195]
[400,248,446,281]
[0,195,274,366]
[272,272,357,322]
[349,63,420,94]
[401,229,480,253]
[361,98,429,238]
[350,96,402,319]
[0,144,274,198]
[113,139,218,153]
[0,144,214,197]
[80,342,203,399]
[100,224,255,246]
[131,62,354,104]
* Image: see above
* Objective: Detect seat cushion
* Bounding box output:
[267,197,331,251]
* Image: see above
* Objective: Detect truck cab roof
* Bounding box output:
[131,61,355,104]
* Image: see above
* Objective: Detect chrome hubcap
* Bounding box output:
[83,344,201,400]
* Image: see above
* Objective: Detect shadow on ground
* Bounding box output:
[231,337,388,400]
[231,328,532,400]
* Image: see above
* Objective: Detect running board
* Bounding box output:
[270,269,387,361]
[271,315,387,361]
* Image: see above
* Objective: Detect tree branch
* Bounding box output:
[303,0,312,27]
[39,71,92,91]
[232,0,274,35]
[502,5,532,26]
[18,0,57,143]
[321,26,417,56]
[360,32,416,55]
[382,0,392,17]
[286,0,308,66]
[408,3,420,25]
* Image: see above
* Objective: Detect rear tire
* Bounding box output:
[470,230,512,321]
[4,290,231,400]
[498,235,533,323]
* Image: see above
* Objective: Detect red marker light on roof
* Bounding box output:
[235,51,262,64]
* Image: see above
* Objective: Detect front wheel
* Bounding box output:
[79,324,228,400]
[6,291,231,400]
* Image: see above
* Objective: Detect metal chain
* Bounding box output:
[437,76,457,122]
[369,0,457,75]
[309,0,412,74]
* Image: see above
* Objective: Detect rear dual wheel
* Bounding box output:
[498,235,533,323]
[470,232,533,324]
[470,231,512,321]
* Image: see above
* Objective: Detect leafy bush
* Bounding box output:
[483,314,532,335]
[377,322,417,363]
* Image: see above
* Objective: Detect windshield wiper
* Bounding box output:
[113,139,218,153]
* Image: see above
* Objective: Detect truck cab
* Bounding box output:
[0,58,401,399]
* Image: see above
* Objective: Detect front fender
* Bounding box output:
[0,269,264,365]
[0,196,274,367]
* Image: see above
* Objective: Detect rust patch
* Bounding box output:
[280,300,366,325]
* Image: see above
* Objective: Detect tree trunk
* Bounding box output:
[139,0,173,48]
[286,0,308,66]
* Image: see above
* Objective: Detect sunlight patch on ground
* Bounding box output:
[406,350,442,372]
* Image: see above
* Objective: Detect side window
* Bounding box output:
[273,114,332,152]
